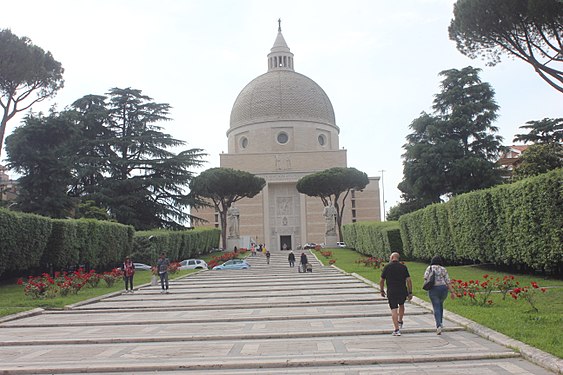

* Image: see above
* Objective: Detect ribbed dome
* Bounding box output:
[230,70,336,129]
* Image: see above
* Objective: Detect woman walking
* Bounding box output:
[288,251,295,267]
[122,257,135,293]
[423,255,455,335]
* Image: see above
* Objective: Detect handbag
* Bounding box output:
[422,268,435,291]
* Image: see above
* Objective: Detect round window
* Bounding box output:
[240,137,248,149]
[318,134,326,146]
[277,132,289,144]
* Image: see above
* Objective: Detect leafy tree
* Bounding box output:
[398,67,505,212]
[513,118,563,144]
[188,167,266,249]
[296,167,369,242]
[5,112,78,217]
[513,117,563,178]
[71,88,206,230]
[0,29,64,157]
[449,0,563,93]
[513,143,563,178]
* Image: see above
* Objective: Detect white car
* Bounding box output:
[132,263,152,270]
[179,259,208,270]
[336,242,346,248]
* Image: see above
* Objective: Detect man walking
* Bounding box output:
[379,252,412,336]
[156,253,170,293]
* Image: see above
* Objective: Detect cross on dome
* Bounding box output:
[268,19,294,72]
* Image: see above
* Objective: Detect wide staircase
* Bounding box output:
[0,250,553,374]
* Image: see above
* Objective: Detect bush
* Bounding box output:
[399,169,563,272]
[342,221,403,258]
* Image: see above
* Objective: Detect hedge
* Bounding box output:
[133,227,220,265]
[42,219,134,270]
[342,221,403,259]
[0,209,52,276]
[399,168,563,272]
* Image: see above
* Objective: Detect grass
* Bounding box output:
[0,269,196,318]
[0,251,240,318]
[314,248,563,358]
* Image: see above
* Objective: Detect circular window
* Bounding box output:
[277,132,289,144]
[240,137,248,149]
[318,134,326,146]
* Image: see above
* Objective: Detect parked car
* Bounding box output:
[303,243,317,249]
[179,259,208,270]
[336,242,346,248]
[133,263,152,270]
[213,259,251,270]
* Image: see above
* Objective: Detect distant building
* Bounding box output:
[0,165,18,204]
[498,145,529,177]
[194,24,381,251]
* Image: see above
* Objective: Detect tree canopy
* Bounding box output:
[5,111,79,218]
[296,167,369,241]
[188,167,266,248]
[397,67,505,215]
[512,117,563,178]
[5,88,206,229]
[0,29,64,157]
[449,0,563,93]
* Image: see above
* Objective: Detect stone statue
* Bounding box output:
[227,205,240,238]
[323,203,337,236]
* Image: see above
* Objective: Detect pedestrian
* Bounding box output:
[266,249,271,264]
[288,251,295,267]
[379,252,413,336]
[156,253,170,294]
[251,243,256,256]
[300,252,308,273]
[122,257,135,293]
[424,255,455,335]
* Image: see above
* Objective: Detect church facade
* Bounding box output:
[195,25,381,250]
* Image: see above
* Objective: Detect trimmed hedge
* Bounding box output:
[342,221,403,259]
[133,227,220,265]
[0,209,52,276]
[399,169,563,272]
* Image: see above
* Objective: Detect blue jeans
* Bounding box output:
[428,284,448,328]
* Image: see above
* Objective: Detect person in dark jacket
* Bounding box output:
[156,253,170,293]
[288,251,295,267]
[300,252,308,273]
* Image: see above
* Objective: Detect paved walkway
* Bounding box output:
[0,251,558,374]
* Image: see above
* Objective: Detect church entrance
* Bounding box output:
[280,235,291,250]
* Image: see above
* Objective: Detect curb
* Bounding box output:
[0,308,44,324]
[348,271,562,375]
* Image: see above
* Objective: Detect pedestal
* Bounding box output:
[324,235,337,248]
[226,238,241,252]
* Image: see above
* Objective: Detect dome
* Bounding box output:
[230,70,337,129]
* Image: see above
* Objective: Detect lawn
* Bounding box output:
[314,248,563,359]
[0,269,196,318]
[0,251,239,318]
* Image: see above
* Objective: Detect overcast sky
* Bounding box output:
[2,0,562,217]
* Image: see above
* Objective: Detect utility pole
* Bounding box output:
[379,170,386,221]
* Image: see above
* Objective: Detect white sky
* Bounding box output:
[2,0,562,217]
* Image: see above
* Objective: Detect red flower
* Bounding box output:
[483,274,489,279]
[17,278,23,285]
[531,281,539,289]
[541,288,547,293]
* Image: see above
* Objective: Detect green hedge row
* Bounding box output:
[43,219,135,270]
[342,221,403,259]
[0,209,52,276]
[399,169,563,272]
[0,207,220,277]
[133,227,221,265]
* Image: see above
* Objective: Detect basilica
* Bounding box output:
[195,24,381,251]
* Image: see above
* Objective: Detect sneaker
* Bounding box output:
[436,326,442,335]
[392,329,401,336]
[398,321,403,329]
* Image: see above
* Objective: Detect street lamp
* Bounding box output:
[379,170,386,221]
